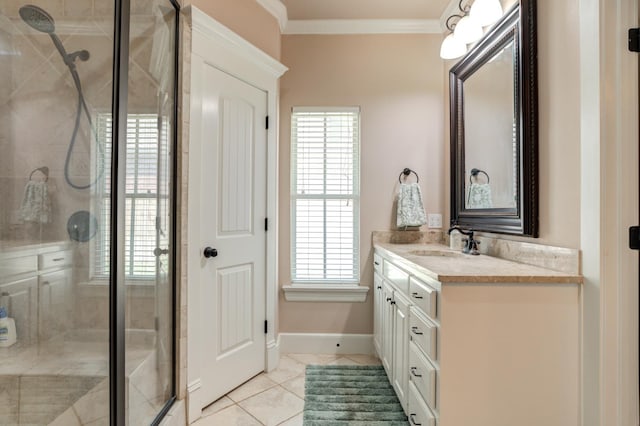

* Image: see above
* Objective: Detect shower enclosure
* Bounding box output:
[0,0,178,424]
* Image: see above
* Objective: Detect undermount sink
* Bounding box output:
[407,249,467,258]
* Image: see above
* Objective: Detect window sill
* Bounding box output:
[282,284,369,302]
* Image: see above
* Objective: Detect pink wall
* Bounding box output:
[279,34,445,333]
[187,0,281,60]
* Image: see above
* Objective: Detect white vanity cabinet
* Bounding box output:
[373,255,383,356]
[0,243,73,346]
[376,258,412,411]
[373,245,582,426]
[38,249,73,341]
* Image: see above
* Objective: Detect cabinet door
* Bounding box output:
[0,277,38,345]
[381,280,394,375]
[39,269,72,341]
[392,291,410,411]
[373,272,383,357]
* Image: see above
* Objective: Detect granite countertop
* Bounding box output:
[374,242,583,284]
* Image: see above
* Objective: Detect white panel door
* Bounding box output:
[198,63,267,406]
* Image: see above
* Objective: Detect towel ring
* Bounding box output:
[29,166,49,182]
[469,168,489,184]
[398,168,419,184]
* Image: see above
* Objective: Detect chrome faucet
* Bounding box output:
[447,225,481,255]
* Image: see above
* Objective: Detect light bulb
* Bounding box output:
[440,34,467,59]
[453,15,483,44]
[470,0,503,27]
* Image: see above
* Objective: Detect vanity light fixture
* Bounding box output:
[439,0,504,60]
[440,33,467,59]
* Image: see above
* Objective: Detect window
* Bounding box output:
[290,107,360,285]
[93,113,168,279]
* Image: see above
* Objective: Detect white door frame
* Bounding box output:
[186,6,287,422]
[579,0,639,425]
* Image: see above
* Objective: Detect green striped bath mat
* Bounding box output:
[303,365,408,425]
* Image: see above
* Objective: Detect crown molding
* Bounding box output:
[255,0,288,32]
[283,19,442,35]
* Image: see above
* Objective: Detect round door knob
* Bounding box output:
[204,247,218,258]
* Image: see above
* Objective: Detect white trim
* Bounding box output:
[580,0,640,424]
[280,333,374,355]
[192,7,287,79]
[284,19,442,35]
[187,6,287,419]
[255,0,288,32]
[282,285,369,302]
[186,379,202,424]
[266,334,281,372]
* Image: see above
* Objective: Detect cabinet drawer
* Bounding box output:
[409,277,438,320]
[373,253,382,274]
[384,260,409,294]
[0,255,37,280]
[408,381,437,426]
[410,307,438,362]
[409,342,438,410]
[39,250,73,270]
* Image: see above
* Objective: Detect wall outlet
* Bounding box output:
[427,213,442,228]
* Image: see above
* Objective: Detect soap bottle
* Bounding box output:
[0,306,17,347]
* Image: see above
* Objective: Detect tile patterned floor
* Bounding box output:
[192,354,382,426]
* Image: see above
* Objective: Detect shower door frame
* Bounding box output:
[109,1,180,425]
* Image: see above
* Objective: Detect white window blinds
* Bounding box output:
[93,114,168,279]
[291,107,360,283]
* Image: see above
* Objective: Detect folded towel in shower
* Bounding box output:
[397,183,427,228]
[18,180,52,224]
[467,183,493,209]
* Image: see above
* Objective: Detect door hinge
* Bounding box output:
[264,320,268,334]
[265,217,268,231]
[265,116,269,130]
[629,226,640,250]
[629,28,640,52]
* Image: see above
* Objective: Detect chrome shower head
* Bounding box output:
[19,5,55,34]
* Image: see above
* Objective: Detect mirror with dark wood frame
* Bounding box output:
[449,0,538,236]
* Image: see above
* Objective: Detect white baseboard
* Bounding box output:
[266,335,281,372]
[279,333,373,355]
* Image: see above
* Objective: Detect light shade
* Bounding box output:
[440,34,467,59]
[453,15,483,44]
[470,0,503,27]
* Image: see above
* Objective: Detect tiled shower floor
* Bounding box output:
[0,331,157,425]
[192,353,382,426]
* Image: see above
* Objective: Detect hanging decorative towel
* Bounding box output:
[467,183,493,209]
[397,183,427,228]
[18,180,52,224]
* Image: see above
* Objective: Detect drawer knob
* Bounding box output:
[390,300,396,305]
[411,292,423,299]
[411,326,423,335]
[374,261,380,265]
[377,286,382,290]
[386,297,392,302]
[410,366,422,377]
[409,414,422,425]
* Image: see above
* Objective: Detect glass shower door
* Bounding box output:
[124,1,177,424]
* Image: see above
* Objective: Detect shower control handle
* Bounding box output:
[154,248,169,257]
[204,247,218,258]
